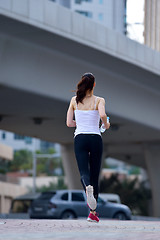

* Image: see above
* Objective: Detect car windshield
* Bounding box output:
[38,192,56,200]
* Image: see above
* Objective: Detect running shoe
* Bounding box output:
[87,212,99,223]
[86,185,97,210]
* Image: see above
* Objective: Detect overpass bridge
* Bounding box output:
[0,0,160,216]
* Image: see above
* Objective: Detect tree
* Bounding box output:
[99,174,152,216]
[35,148,64,176]
[8,149,32,172]
[7,147,64,177]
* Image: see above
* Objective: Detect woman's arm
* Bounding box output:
[98,98,110,129]
[66,97,76,127]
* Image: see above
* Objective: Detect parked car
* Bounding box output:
[99,193,121,204]
[10,193,40,214]
[29,190,131,220]
[7,193,40,219]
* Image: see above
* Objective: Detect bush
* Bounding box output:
[99,174,152,216]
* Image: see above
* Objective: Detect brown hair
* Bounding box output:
[76,73,95,104]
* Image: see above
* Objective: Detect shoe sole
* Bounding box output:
[86,186,97,210]
[87,217,99,223]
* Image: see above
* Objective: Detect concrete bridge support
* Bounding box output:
[61,144,82,189]
[144,144,160,217]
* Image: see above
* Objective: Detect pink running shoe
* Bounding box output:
[87,212,99,223]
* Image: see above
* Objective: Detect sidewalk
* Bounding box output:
[0,219,160,240]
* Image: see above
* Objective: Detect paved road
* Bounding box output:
[0,219,160,240]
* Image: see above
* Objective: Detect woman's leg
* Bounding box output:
[74,134,90,190]
[89,135,103,201]
[74,134,102,213]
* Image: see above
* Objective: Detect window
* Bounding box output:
[2,132,6,139]
[39,192,56,200]
[99,0,103,4]
[76,10,92,18]
[98,13,104,22]
[61,193,68,201]
[75,0,92,3]
[72,192,85,202]
[14,134,25,140]
[25,137,32,144]
[75,0,82,3]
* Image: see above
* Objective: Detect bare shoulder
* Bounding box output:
[95,96,105,109]
[96,96,105,103]
[70,96,76,109]
[71,96,76,102]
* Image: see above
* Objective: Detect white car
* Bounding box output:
[99,193,121,204]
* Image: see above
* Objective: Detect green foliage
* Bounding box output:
[36,156,63,176]
[129,166,140,175]
[0,168,7,174]
[100,174,152,216]
[8,149,33,172]
[36,177,68,192]
[0,159,9,174]
[36,147,56,155]
[35,148,64,176]
[7,148,64,177]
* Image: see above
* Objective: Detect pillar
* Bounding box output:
[61,144,82,189]
[1,195,5,214]
[144,144,160,217]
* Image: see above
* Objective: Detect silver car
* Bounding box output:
[29,190,131,220]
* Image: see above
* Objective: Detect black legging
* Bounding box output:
[74,134,103,201]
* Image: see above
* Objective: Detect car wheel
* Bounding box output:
[113,212,127,220]
[61,211,76,219]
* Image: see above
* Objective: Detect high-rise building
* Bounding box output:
[0,130,41,152]
[144,0,160,51]
[0,130,59,153]
[50,0,127,34]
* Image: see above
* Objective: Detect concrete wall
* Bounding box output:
[0,143,13,160]
[18,176,67,189]
[0,0,159,76]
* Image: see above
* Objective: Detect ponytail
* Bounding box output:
[76,73,95,104]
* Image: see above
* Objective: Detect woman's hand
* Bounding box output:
[106,122,110,129]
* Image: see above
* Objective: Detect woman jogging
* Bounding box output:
[66,73,110,222]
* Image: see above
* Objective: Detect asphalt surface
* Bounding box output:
[0,219,160,240]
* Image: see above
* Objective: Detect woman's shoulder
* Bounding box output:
[95,96,105,102]
[70,96,76,109]
[94,96,105,110]
[71,96,76,101]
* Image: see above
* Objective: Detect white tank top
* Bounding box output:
[74,97,101,137]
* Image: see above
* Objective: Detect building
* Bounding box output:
[51,0,127,34]
[144,0,160,51]
[0,143,28,213]
[0,130,60,153]
[0,130,41,152]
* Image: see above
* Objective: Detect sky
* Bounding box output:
[127,0,144,43]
